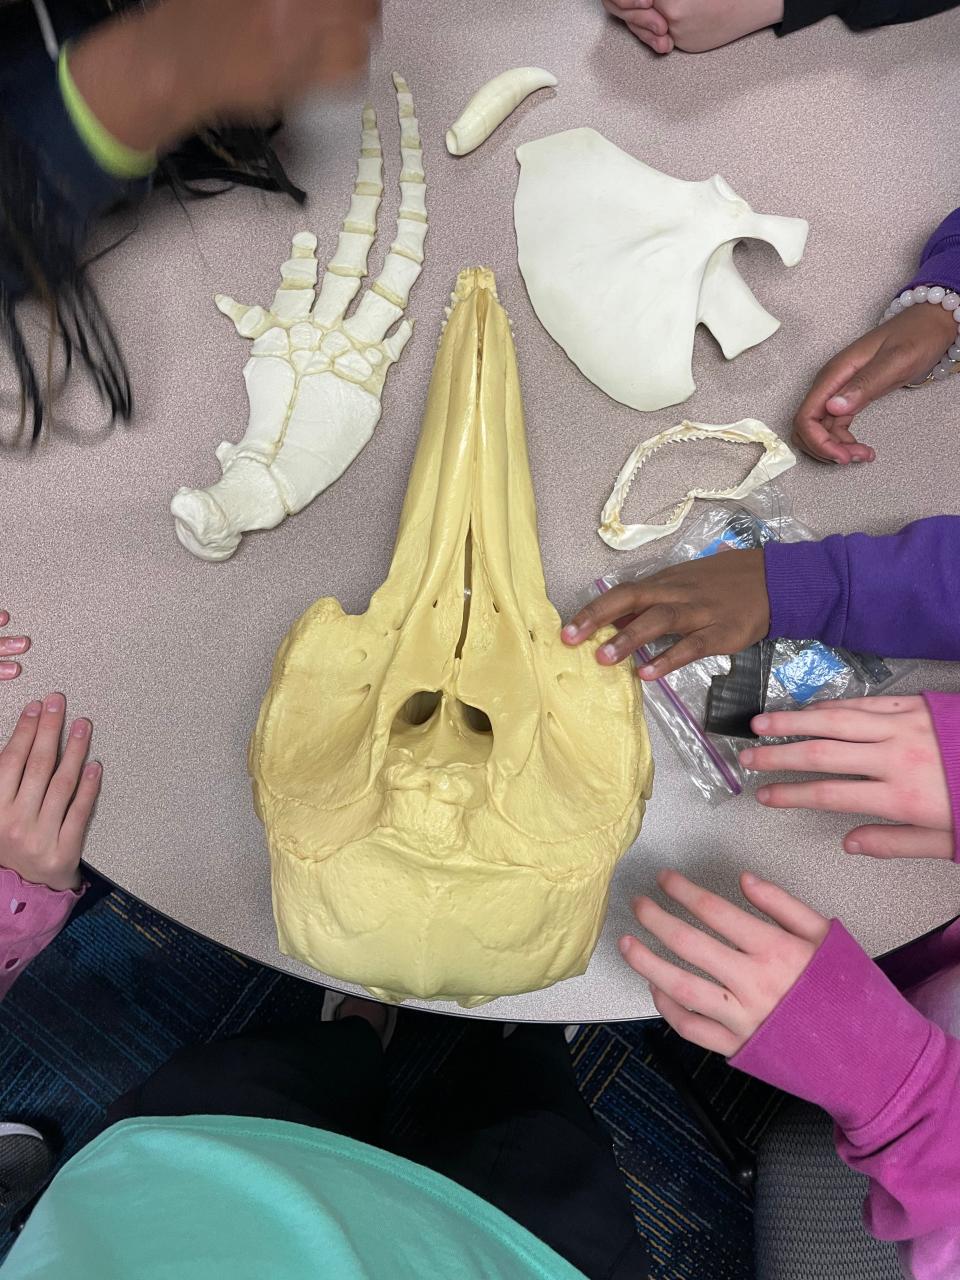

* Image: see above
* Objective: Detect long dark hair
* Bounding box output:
[0,0,304,442]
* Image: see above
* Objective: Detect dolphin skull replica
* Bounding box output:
[250,269,653,1007]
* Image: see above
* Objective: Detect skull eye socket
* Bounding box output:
[400,691,442,726]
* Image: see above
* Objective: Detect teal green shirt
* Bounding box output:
[3,1116,585,1279]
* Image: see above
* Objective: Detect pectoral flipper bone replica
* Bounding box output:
[172,74,427,561]
[251,269,653,1007]
[514,129,809,412]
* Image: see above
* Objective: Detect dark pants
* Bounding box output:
[96,1018,650,1280]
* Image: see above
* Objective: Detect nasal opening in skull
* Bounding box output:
[459,702,492,733]
[399,690,442,725]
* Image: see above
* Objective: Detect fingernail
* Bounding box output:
[846,841,861,854]
[0,663,19,679]
[752,715,769,732]
[84,761,102,780]
[757,787,771,804]
[599,643,617,661]
[851,456,865,464]
[24,701,42,717]
[740,749,754,766]
[742,872,759,887]
[45,694,64,713]
[830,395,850,411]
[70,718,90,739]
[562,624,579,640]
[618,936,632,956]
[638,664,656,679]
[2,638,27,654]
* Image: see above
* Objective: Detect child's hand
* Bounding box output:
[621,869,829,1055]
[601,0,674,54]
[0,611,30,681]
[70,0,381,154]
[793,305,958,465]
[742,696,954,860]
[0,695,102,892]
[561,549,768,679]
[601,0,784,55]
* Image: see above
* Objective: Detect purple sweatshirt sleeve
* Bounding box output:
[907,209,960,297]
[731,920,960,1254]
[763,516,960,659]
[0,868,84,999]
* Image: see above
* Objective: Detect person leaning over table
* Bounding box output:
[1,1000,651,1279]
[563,513,960,1276]
[0,0,379,440]
[601,0,959,56]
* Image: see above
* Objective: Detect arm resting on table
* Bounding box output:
[732,920,960,1264]
[763,516,960,659]
[906,208,960,296]
[779,0,959,34]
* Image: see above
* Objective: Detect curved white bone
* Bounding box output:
[599,419,797,551]
[171,73,426,562]
[446,67,557,156]
[515,130,809,412]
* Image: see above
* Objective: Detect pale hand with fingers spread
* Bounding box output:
[620,869,828,1055]
[0,696,102,892]
[792,305,958,465]
[742,696,954,860]
[172,74,426,561]
[0,611,30,681]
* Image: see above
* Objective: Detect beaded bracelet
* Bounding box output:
[882,285,960,386]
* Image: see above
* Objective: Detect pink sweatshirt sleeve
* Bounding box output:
[0,867,85,999]
[731,921,960,1263]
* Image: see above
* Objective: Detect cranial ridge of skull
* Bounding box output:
[250,268,653,1007]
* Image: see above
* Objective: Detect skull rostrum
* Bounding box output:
[250,269,653,1006]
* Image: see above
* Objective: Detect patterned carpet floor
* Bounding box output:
[0,887,783,1278]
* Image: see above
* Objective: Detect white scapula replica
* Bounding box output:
[251,269,652,1006]
[515,129,809,412]
[599,419,797,551]
[171,74,427,561]
[446,67,557,156]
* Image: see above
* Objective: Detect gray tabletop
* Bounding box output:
[3,0,959,1022]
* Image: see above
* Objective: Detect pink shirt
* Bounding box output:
[0,867,85,999]
[732,692,960,1279]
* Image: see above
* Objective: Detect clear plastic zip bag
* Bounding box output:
[591,489,913,803]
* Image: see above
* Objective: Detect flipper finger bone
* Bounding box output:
[312,105,385,329]
[345,73,427,346]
